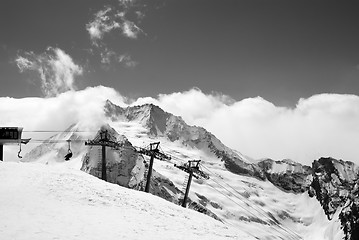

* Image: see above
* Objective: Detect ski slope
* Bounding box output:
[0,162,255,240]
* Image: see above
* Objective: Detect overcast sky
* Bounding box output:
[0,0,359,164]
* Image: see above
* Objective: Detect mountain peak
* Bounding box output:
[104,101,264,179]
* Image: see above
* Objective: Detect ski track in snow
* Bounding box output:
[0,162,254,240]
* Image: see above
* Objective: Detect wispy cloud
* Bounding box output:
[86,7,121,46]
[100,48,138,68]
[121,20,143,39]
[100,48,117,64]
[86,0,148,66]
[86,2,145,46]
[15,47,83,97]
[118,54,138,68]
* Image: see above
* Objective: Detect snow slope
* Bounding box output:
[17,102,346,239]
[0,162,254,240]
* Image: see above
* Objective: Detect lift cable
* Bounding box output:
[201,164,302,240]
[159,149,300,239]
[205,179,299,240]
[16,133,301,239]
[201,164,274,218]
[202,164,301,239]
[23,130,96,133]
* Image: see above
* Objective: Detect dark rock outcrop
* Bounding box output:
[258,159,312,193]
[339,182,359,240]
[309,157,359,240]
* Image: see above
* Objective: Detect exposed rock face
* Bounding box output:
[339,182,359,240]
[309,157,358,219]
[309,157,359,240]
[258,159,312,193]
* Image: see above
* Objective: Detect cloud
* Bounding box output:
[86,7,120,45]
[121,20,143,39]
[100,48,138,68]
[0,86,126,162]
[133,88,359,165]
[86,0,148,66]
[118,54,138,68]
[3,85,356,166]
[100,48,117,64]
[86,2,145,46]
[15,47,83,97]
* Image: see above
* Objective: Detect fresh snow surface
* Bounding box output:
[0,162,255,240]
[268,162,295,174]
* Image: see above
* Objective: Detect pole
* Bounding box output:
[145,154,155,193]
[102,145,107,181]
[182,171,193,208]
[0,144,3,161]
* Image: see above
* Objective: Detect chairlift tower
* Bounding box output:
[175,160,209,208]
[136,142,171,193]
[85,130,123,182]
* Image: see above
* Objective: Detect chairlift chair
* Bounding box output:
[64,139,73,161]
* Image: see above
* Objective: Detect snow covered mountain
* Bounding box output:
[104,100,264,179]
[17,100,356,239]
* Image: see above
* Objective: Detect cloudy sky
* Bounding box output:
[0,0,359,164]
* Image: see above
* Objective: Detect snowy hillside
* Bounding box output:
[0,162,254,240]
[16,101,349,240]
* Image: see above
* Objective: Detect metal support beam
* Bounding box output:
[0,144,3,161]
[182,171,193,208]
[136,142,170,193]
[101,145,107,181]
[85,130,124,182]
[175,160,209,208]
[145,154,155,193]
